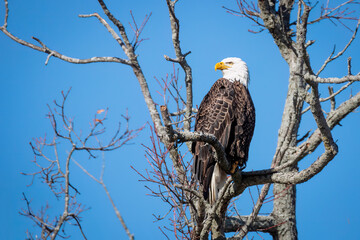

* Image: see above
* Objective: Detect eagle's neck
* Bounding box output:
[222,66,249,88]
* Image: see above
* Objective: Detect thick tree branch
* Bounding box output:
[301,90,360,156]
[305,72,360,83]
[241,91,360,187]
[271,148,337,184]
[308,83,338,154]
[224,215,277,234]
[257,0,295,62]
[172,130,231,173]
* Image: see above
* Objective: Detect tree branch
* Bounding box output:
[165,0,193,134]
[305,72,360,83]
[50,146,75,240]
[308,0,358,25]
[242,91,360,187]
[0,1,130,66]
[0,27,131,65]
[302,81,354,114]
[73,158,134,240]
[316,17,360,76]
[2,0,8,29]
[96,0,132,52]
[79,13,125,48]
[172,130,231,173]
[224,215,277,234]
[230,183,271,239]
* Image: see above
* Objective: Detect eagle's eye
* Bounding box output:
[226,62,234,65]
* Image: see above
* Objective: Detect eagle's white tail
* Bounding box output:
[209,163,227,205]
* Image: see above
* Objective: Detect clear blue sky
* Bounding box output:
[1,0,359,239]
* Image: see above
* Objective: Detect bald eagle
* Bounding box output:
[192,57,255,204]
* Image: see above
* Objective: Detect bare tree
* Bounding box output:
[20,89,142,239]
[1,0,360,239]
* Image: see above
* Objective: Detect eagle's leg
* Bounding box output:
[230,161,239,174]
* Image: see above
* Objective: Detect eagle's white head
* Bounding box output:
[215,57,250,88]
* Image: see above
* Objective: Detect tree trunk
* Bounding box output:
[271,69,305,240]
[272,183,298,240]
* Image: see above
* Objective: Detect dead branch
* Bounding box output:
[225,215,277,234]
[164,0,193,134]
[223,0,265,33]
[241,91,360,187]
[328,86,336,111]
[21,89,141,239]
[0,1,130,66]
[73,157,134,240]
[302,81,354,114]
[305,72,360,83]
[79,13,125,47]
[316,18,360,76]
[308,0,359,26]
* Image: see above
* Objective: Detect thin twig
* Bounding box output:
[316,17,360,76]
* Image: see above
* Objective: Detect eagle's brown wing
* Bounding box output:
[191,78,255,201]
[229,81,256,167]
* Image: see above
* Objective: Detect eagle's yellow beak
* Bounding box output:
[215,62,230,71]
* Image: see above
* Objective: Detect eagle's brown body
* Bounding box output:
[192,78,255,203]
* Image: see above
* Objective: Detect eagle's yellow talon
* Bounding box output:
[230,161,239,174]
